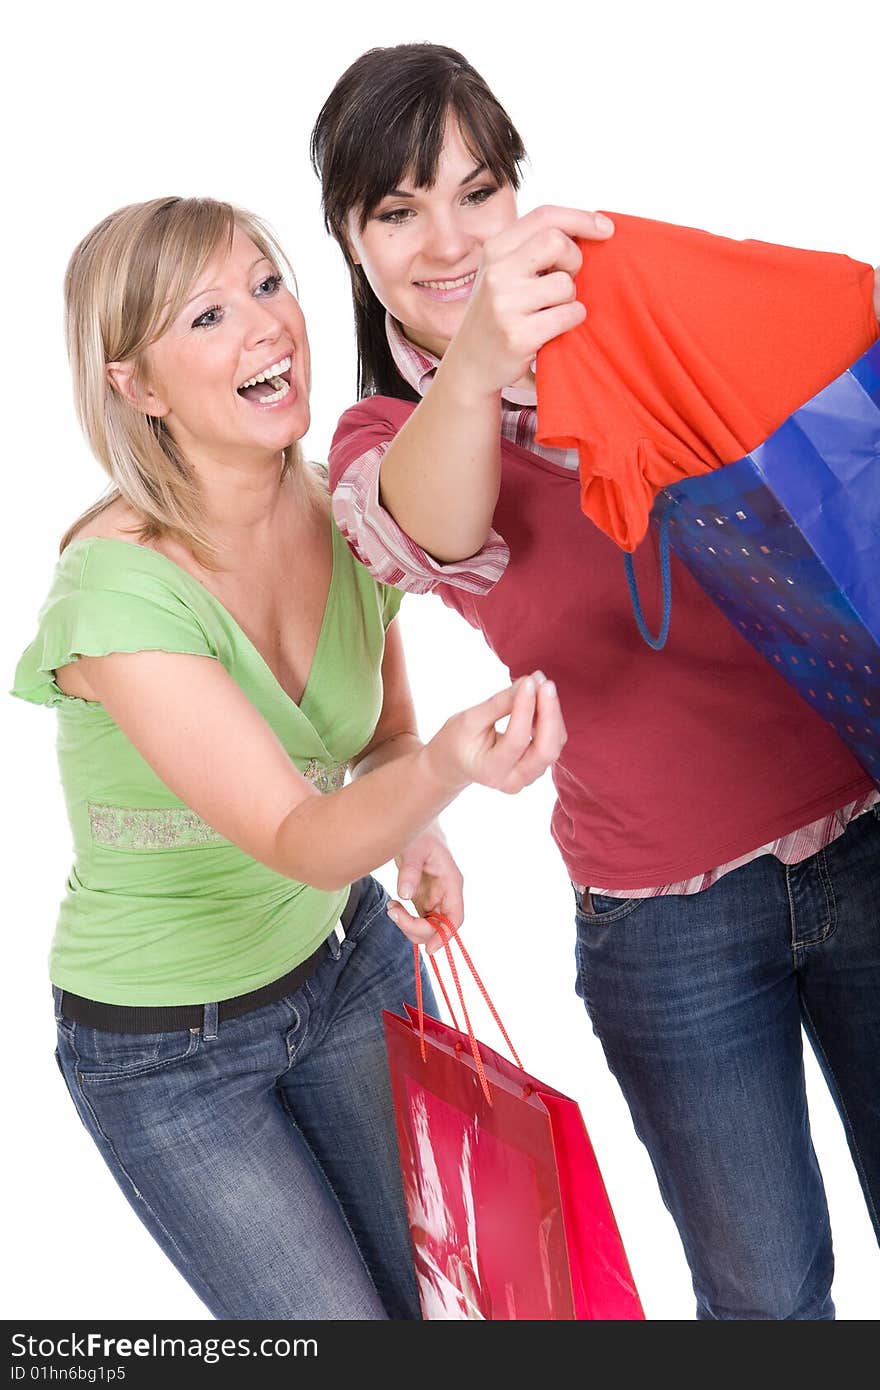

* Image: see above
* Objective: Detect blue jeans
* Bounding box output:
[575,806,880,1320]
[53,876,431,1320]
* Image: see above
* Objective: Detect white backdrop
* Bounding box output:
[3,0,878,1321]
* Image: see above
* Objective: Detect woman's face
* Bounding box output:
[346,115,518,358]
[135,227,310,465]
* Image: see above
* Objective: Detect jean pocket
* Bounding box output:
[73,1024,201,1083]
[55,1011,76,1042]
[342,877,387,948]
[576,890,646,925]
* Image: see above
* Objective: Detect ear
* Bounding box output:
[106,361,169,419]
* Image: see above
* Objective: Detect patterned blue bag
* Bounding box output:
[626,341,880,785]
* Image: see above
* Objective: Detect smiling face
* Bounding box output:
[346,115,518,359]
[131,226,310,467]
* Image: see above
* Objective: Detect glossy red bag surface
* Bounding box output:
[383,1000,644,1320]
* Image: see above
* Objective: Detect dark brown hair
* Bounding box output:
[310,43,526,401]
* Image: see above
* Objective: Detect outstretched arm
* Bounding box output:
[60,646,565,892]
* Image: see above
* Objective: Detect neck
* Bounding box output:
[402,322,448,362]
[185,444,292,552]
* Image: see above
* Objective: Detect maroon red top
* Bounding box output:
[330,395,873,889]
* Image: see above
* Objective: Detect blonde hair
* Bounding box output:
[62,196,324,564]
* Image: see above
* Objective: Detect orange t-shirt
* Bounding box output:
[535,213,878,552]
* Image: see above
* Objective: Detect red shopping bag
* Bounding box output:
[383,916,644,1320]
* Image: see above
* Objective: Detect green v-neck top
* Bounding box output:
[12,519,402,1006]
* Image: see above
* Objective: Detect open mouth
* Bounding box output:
[236,355,293,405]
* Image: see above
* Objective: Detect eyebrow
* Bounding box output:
[182,256,272,312]
[459,161,488,186]
[382,162,490,201]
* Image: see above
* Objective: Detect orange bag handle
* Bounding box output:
[412,910,523,1106]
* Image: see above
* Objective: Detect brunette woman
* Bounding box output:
[313,45,880,1320]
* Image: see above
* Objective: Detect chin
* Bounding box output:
[426,300,469,336]
[270,406,311,451]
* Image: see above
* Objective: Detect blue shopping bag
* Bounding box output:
[627,342,880,784]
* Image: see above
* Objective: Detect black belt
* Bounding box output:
[56,878,367,1035]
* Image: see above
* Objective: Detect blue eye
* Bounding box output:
[192,304,223,330]
[256,273,283,296]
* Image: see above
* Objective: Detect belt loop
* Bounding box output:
[328,880,359,959]
[52,985,64,1024]
[202,1001,219,1040]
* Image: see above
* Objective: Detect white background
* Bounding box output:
[3,0,878,1321]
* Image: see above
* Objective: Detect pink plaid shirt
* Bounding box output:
[330,315,878,895]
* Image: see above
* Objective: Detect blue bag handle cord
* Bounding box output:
[622,510,672,651]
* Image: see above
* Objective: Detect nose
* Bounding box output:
[242,295,284,351]
[421,207,473,268]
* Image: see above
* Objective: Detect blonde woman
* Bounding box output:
[12,198,565,1321]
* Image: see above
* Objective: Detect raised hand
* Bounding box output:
[443,206,614,395]
[424,670,567,796]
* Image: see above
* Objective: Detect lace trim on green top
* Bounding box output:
[89,759,350,850]
[88,805,224,850]
[303,758,348,795]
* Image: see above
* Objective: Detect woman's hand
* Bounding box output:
[442,206,614,397]
[386,824,465,955]
[422,669,567,796]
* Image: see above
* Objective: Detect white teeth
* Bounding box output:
[417,271,477,291]
[238,355,291,390]
[257,378,290,405]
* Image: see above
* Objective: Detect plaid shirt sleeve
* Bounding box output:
[329,426,510,598]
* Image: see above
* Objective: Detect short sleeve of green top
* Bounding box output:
[11,519,403,1006]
